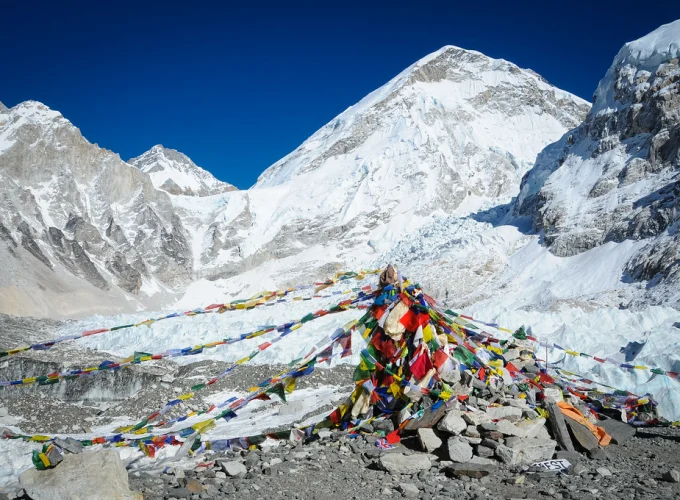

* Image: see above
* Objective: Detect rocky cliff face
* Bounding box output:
[514,20,680,304]
[130,145,237,196]
[0,102,192,317]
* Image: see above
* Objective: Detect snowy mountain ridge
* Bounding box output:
[130,145,237,197]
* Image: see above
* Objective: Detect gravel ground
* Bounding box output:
[124,426,680,500]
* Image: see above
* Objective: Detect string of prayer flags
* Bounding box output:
[0,268,380,359]
[1,289,376,390]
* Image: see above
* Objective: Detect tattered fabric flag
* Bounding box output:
[266,383,287,402]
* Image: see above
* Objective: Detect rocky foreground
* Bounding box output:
[133,425,680,500]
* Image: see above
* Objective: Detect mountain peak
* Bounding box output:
[0,101,7,113]
[255,45,590,189]
[130,145,237,197]
[592,19,680,115]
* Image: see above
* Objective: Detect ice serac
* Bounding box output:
[130,145,237,197]
[188,46,589,288]
[515,20,680,304]
[0,101,192,318]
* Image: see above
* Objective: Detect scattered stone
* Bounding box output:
[505,475,526,485]
[380,453,432,475]
[318,429,332,440]
[596,467,612,477]
[183,478,203,494]
[53,436,83,455]
[495,419,520,436]
[417,428,443,452]
[221,461,247,477]
[662,469,680,483]
[398,482,420,498]
[449,462,496,479]
[588,447,609,460]
[20,449,140,500]
[480,422,498,432]
[447,437,473,463]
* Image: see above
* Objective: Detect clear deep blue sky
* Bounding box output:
[2,1,679,188]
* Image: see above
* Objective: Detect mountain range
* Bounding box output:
[1,21,678,331]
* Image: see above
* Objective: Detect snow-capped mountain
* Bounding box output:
[0,102,192,318]
[0,45,590,316]
[515,19,680,306]
[130,145,237,197]
[378,21,680,418]
[179,46,589,292]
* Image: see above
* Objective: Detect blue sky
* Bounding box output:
[2,1,678,188]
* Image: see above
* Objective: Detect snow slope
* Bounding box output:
[130,145,237,197]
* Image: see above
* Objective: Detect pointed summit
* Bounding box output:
[0,101,8,113]
[130,145,237,196]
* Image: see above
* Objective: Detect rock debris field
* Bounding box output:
[132,425,680,500]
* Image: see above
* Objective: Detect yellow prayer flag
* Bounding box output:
[178,392,194,400]
[284,378,296,394]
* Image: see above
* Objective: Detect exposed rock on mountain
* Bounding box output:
[0,102,192,317]
[0,46,591,316]
[130,145,237,196]
[186,46,589,286]
[514,20,680,304]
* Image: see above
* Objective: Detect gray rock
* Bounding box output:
[437,411,467,435]
[514,418,547,439]
[662,469,680,483]
[475,445,495,458]
[19,449,140,500]
[449,462,496,479]
[480,422,498,432]
[588,447,610,461]
[398,482,420,498]
[53,437,84,455]
[598,417,636,445]
[447,437,474,463]
[495,438,556,465]
[221,461,247,477]
[484,405,523,422]
[596,467,612,477]
[380,453,432,475]
[465,425,481,438]
[417,428,443,452]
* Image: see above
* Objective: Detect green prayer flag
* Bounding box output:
[265,383,287,402]
[300,313,315,323]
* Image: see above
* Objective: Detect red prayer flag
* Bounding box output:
[385,429,401,444]
[399,309,419,332]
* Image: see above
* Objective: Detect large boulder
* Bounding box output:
[19,449,141,500]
